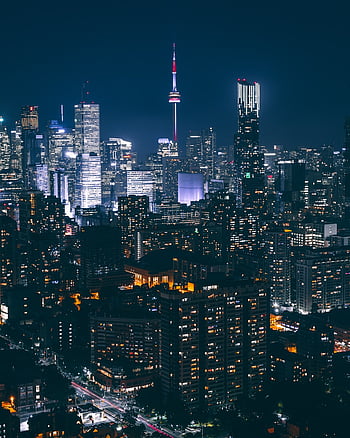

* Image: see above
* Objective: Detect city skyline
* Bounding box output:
[1,1,350,158]
[1,2,350,436]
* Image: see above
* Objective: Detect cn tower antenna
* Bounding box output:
[168,43,181,143]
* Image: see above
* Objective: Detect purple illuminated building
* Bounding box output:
[177,172,204,206]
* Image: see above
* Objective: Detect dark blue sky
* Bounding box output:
[1,1,349,158]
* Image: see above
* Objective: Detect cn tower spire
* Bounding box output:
[168,43,181,143]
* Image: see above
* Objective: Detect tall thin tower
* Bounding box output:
[168,43,181,144]
[234,79,265,211]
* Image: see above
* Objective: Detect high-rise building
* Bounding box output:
[0,215,19,288]
[101,137,134,170]
[47,120,75,212]
[79,226,122,289]
[126,170,155,209]
[101,137,136,206]
[90,314,160,381]
[10,121,23,174]
[34,164,49,195]
[160,278,268,411]
[296,316,334,382]
[177,173,204,206]
[47,120,75,171]
[50,170,70,215]
[263,226,292,307]
[186,128,216,184]
[185,132,202,170]
[118,195,149,257]
[21,106,39,131]
[276,159,306,215]
[162,157,183,201]
[343,118,350,216]
[18,190,45,235]
[234,80,265,211]
[20,105,40,189]
[144,152,163,204]
[75,152,102,209]
[295,247,350,313]
[157,138,178,158]
[0,120,11,171]
[74,103,100,155]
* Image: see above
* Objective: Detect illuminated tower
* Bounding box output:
[75,152,102,208]
[0,118,11,171]
[344,117,350,217]
[234,79,265,211]
[21,105,39,189]
[168,43,181,145]
[74,83,102,211]
[74,82,100,155]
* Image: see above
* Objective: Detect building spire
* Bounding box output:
[168,43,181,143]
[81,80,92,104]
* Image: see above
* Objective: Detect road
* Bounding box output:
[0,332,181,436]
[71,381,181,437]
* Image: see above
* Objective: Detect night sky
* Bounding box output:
[1,1,349,158]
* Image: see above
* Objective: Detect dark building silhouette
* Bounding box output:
[20,105,41,190]
[276,159,306,215]
[296,317,334,382]
[79,225,122,290]
[0,350,43,410]
[0,406,20,437]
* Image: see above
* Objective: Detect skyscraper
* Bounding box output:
[47,120,74,172]
[8,121,24,179]
[79,226,122,289]
[21,105,40,189]
[126,170,155,209]
[74,103,100,155]
[263,226,291,307]
[160,278,268,411]
[101,137,135,204]
[118,195,149,257]
[185,127,216,184]
[234,79,265,211]
[74,90,101,212]
[157,138,179,158]
[0,120,11,171]
[276,159,306,215]
[75,152,102,209]
[343,117,350,217]
[0,215,18,288]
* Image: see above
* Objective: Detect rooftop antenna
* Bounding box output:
[81,80,92,103]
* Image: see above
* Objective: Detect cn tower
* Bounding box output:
[168,43,181,143]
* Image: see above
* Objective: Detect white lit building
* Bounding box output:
[75,153,102,208]
[157,138,178,158]
[74,103,100,155]
[127,170,155,210]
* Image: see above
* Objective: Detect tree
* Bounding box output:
[42,365,73,405]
